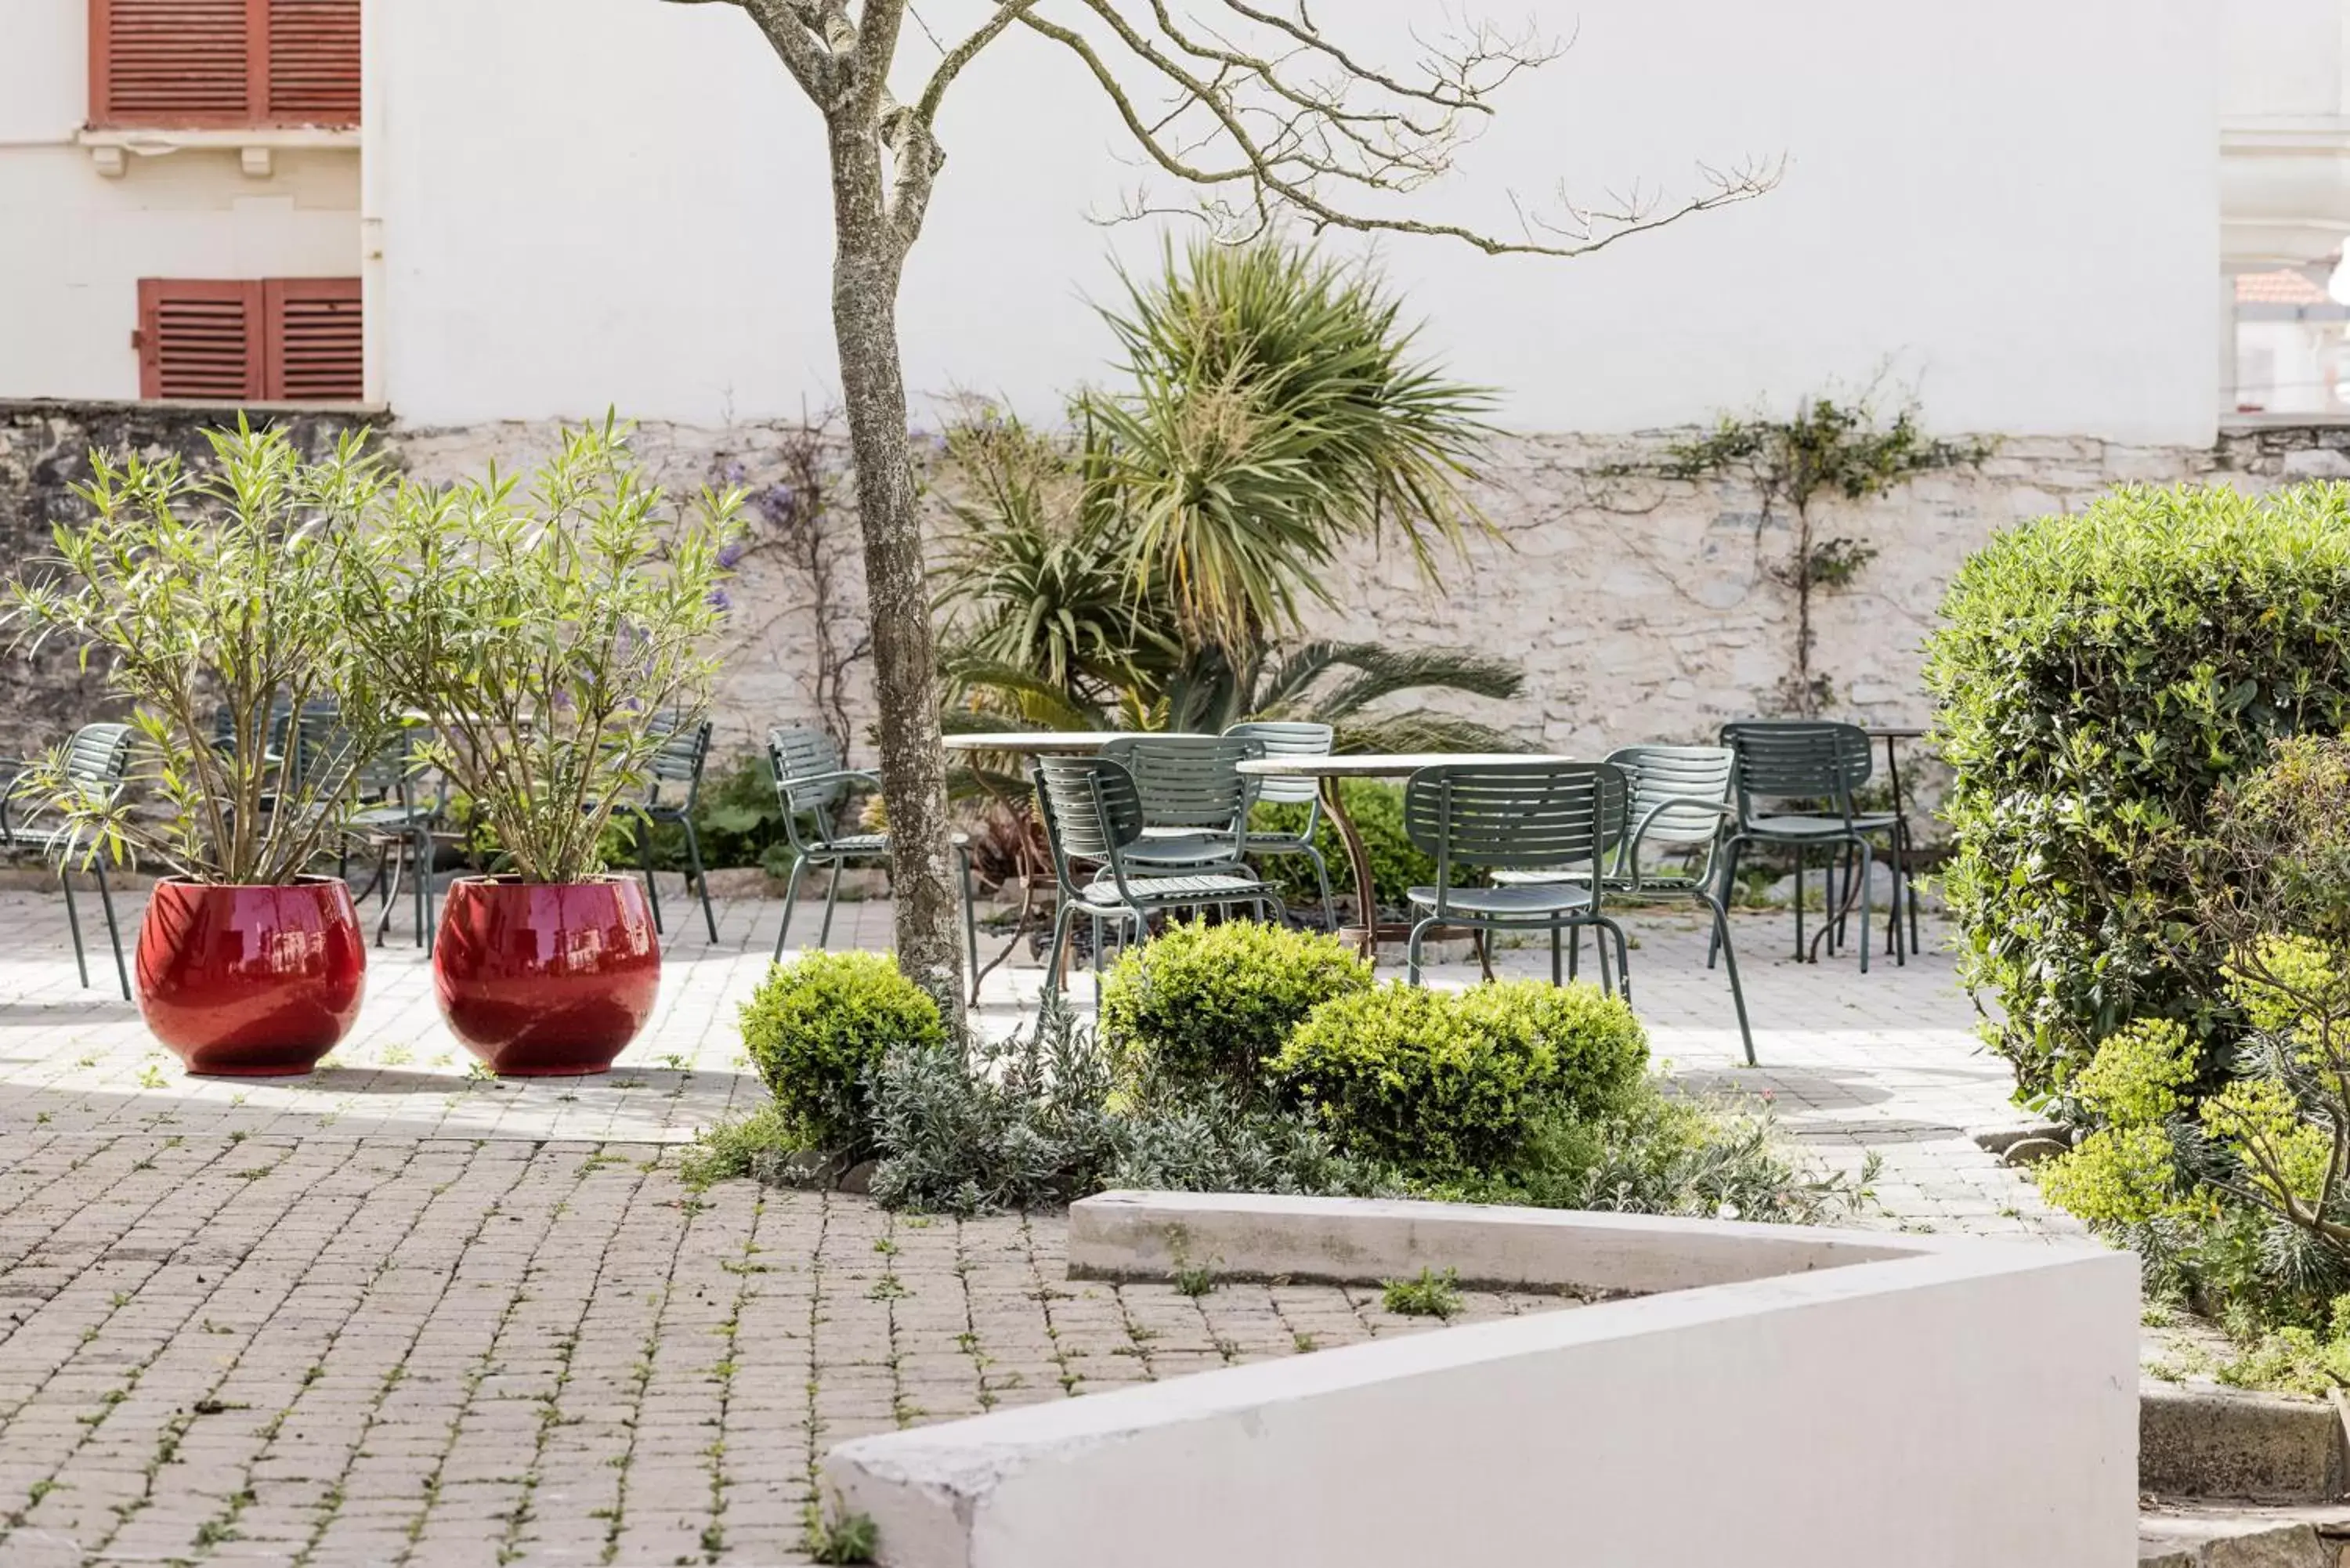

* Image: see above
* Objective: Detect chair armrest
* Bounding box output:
[784,768,884,795]
[1621,796,1737,887]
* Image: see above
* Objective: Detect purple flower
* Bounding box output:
[722,461,747,486]
[707,587,732,612]
[715,540,747,569]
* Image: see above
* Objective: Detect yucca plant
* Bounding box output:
[2,421,396,883]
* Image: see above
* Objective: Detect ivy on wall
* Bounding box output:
[1641,395,1994,714]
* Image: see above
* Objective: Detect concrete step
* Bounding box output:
[2139,1501,2350,1566]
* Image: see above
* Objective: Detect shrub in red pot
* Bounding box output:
[5,423,397,1075]
[342,419,739,1076]
[433,876,661,1075]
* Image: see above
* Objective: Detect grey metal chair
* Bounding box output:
[616,716,718,943]
[1401,761,1629,992]
[1224,721,1338,930]
[1032,755,1282,999]
[767,725,978,987]
[1097,735,1264,870]
[1,723,136,998]
[1499,745,1754,1064]
[1714,720,1901,974]
[340,732,442,951]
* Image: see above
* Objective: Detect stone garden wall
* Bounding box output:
[8,398,2349,789]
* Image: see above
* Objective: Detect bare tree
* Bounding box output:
[661,0,1777,1021]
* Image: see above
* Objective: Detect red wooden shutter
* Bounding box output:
[91,0,360,128]
[262,278,364,402]
[90,0,253,128]
[263,0,360,125]
[138,279,263,400]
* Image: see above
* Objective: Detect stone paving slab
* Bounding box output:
[0,883,2085,1565]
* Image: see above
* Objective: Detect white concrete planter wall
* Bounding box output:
[826,1192,2138,1568]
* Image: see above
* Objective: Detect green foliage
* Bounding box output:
[1925,484,2350,1102]
[1254,779,1441,916]
[1099,919,1371,1093]
[1435,1089,1878,1225]
[2217,1303,2350,1397]
[677,1104,803,1189]
[859,999,1389,1216]
[339,416,742,883]
[804,1504,878,1566]
[1273,981,1647,1176]
[1171,1263,1218,1298]
[1380,1267,1463,1320]
[3,421,396,883]
[601,753,810,876]
[739,952,946,1159]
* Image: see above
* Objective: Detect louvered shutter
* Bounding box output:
[262,278,363,402]
[92,0,360,128]
[263,0,360,124]
[138,279,262,401]
[139,278,363,402]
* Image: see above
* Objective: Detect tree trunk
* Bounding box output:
[829,184,964,1023]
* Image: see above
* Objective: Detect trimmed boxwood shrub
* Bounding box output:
[1099,919,1372,1094]
[739,950,945,1157]
[1271,980,1647,1175]
[1253,779,1439,917]
[1924,482,2350,1104]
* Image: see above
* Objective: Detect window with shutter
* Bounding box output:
[139,278,363,403]
[91,0,361,129]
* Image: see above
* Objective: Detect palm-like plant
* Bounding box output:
[1162,641,1525,753]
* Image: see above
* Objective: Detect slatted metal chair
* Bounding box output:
[1401,761,1630,992]
[767,725,978,985]
[611,716,719,942]
[1032,755,1282,998]
[1498,745,1754,1063]
[0,723,136,998]
[1714,720,1901,974]
[1224,721,1338,930]
[1097,735,1264,870]
[340,732,443,950]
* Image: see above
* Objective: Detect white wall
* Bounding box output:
[374,0,2219,442]
[0,0,360,402]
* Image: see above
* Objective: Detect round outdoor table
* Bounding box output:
[940,731,1213,755]
[1238,753,1570,962]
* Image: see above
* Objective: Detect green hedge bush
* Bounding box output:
[1924,482,2350,1104]
[739,950,945,1157]
[1098,919,1371,1094]
[1253,779,1438,916]
[1272,980,1647,1174]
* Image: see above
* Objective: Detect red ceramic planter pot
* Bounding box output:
[432,876,662,1076]
[136,877,367,1076]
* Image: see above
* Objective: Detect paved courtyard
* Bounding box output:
[0,882,2074,1566]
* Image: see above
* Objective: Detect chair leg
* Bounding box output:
[819,862,843,948]
[1857,839,1875,977]
[1568,925,1582,982]
[1907,822,1922,956]
[1041,905,1074,1001]
[772,855,809,963]
[92,860,129,1001]
[60,865,89,990]
[415,826,435,952]
[1792,846,1807,963]
[960,847,981,1006]
[1703,891,1756,1067]
[682,820,718,943]
[1598,917,1632,1005]
[638,817,665,935]
[1708,838,1744,970]
[1302,843,1337,933]
[1551,926,1563,986]
[1405,915,1438,986]
[374,843,401,947]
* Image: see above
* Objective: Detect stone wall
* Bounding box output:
[9,399,2350,789]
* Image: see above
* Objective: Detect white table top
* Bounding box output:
[1236,753,1571,779]
[941,730,1217,755]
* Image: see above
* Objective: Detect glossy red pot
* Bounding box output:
[136,877,367,1075]
[432,876,662,1076]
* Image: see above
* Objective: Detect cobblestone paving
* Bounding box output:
[0,882,2073,1564]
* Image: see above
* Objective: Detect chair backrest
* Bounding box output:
[1098,735,1262,830]
[62,723,135,786]
[1403,762,1627,876]
[1032,757,1145,874]
[1719,721,1870,817]
[1222,721,1331,806]
[1607,744,1735,849]
[642,715,712,807]
[768,724,847,813]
